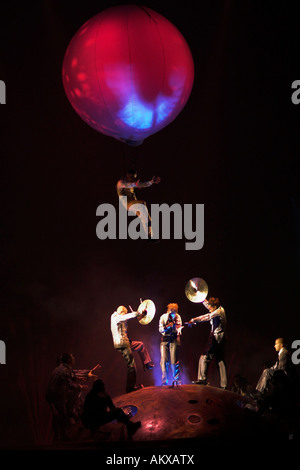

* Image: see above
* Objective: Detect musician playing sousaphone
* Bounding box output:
[110,302,155,393]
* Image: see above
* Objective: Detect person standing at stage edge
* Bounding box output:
[189,297,227,389]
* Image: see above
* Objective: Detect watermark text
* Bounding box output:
[0,80,6,104]
[96,197,204,250]
[292,340,300,365]
[291,80,300,104]
[105,453,195,466]
[0,340,6,364]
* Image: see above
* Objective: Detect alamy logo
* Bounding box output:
[291,80,300,104]
[292,340,300,365]
[0,340,6,364]
[96,196,204,250]
[0,80,6,104]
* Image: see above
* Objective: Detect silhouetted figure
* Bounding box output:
[231,374,254,397]
[46,353,100,441]
[81,379,141,437]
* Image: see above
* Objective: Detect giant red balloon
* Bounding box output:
[62,5,194,145]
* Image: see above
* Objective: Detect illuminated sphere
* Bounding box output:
[62,5,194,145]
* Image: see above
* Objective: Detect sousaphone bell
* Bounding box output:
[137,299,156,325]
[185,277,208,303]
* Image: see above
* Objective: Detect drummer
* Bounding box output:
[111,305,155,393]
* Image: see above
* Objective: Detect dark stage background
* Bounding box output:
[0,1,299,448]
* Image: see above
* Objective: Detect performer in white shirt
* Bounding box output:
[111,305,154,393]
[188,297,227,389]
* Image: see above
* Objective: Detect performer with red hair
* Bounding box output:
[159,303,183,386]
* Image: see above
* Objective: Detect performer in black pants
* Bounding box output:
[188,297,227,389]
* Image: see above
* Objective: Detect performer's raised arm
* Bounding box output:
[189,313,211,324]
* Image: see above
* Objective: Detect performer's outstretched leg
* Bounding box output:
[130,340,154,370]
[128,200,152,238]
[256,368,275,394]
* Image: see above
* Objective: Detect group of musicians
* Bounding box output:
[45,171,299,441]
[110,296,227,392]
[46,297,298,441]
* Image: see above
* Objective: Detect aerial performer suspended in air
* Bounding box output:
[116,169,160,240]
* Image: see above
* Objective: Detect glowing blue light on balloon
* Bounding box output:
[118,86,182,131]
[118,95,154,130]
